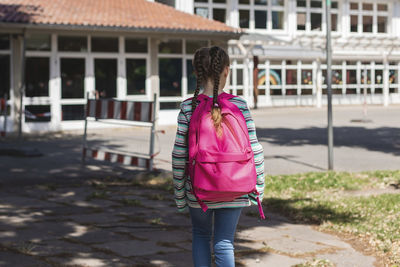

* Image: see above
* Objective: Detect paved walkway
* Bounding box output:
[0,175,376,267]
[1,104,399,266]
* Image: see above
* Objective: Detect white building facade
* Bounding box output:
[0,0,399,133]
[173,0,400,108]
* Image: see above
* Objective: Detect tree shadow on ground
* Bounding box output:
[256,126,400,156]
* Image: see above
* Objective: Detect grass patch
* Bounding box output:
[264,170,400,266]
[85,190,108,201]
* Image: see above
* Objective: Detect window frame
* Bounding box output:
[296,0,340,33]
[348,1,390,35]
[238,0,286,32]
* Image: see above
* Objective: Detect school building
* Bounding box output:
[1,0,400,133]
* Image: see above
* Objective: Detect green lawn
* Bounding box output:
[264,170,400,266]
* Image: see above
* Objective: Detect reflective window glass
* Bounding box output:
[61,58,85,99]
[375,70,383,85]
[0,34,9,50]
[159,40,182,54]
[331,14,338,31]
[347,70,357,84]
[155,0,175,6]
[186,40,208,54]
[58,36,87,52]
[272,0,283,6]
[126,59,146,95]
[213,8,226,23]
[311,1,322,8]
[255,0,267,5]
[311,13,322,30]
[26,34,51,51]
[297,0,306,7]
[362,3,373,11]
[62,105,85,121]
[378,4,388,11]
[187,59,196,95]
[272,11,284,29]
[213,0,226,3]
[363,16,373,32]
[378,16,387,33]
[239,10,250,28]
[350,2,358,10]
[125,38,148,53]
[286,70,297,85]
[255,10,267,29]
[195,7,209,18]
[350,15,358,32]
[159,58,182,96]
[239,0,250,4]
[95,59,117,98]
[302,70,313,85]
[331,1,338,9]
[91,37,118,52]
[195,0,207,2]
[25,105,51,122]
[0,55,10,98]
[297,12,306,30]
[26,57,49,97]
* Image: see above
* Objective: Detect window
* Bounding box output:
[91,37,118,52]
[126,59,146,95]
[26,34,51,51]
[125,38,147,53]
[239,10,250,28]
[159,58,182,97]
[95,59,117,98]
[0,34,9,50]
[296,0,338,32]
[25,105,51,122]
[186,40,208,54]
[61,58,85,99]
[58,36,87,52]
[0,55,10,98]
[239,0,285,31]
[159,40,182,54]
[255,10,267,29]
[155,0,175,7]
[193,1,227,23]
[349,2,388,34]
[26,57,49,97]
[213,8,226,23]
[62,105,85,121]
[187,59,197,94]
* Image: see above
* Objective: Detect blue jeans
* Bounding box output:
[189,207,243,267]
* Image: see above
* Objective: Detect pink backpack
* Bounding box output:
[188,92,265,219]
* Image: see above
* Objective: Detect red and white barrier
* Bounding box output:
[86,99,153,122]
[83,148,150,168]
[82,95,158,171]
[0,96,7,137]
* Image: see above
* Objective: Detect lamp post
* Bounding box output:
[326,0,334,170]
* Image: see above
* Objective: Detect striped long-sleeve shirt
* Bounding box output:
[172,95,265,212]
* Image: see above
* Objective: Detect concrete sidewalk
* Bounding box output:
[0,104,398,266]
[0,175,377,267]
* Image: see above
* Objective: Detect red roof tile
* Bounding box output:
[0,0,240,34]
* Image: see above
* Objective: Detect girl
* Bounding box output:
[172,46,265,267]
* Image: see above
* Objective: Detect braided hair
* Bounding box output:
[192,46,230,136]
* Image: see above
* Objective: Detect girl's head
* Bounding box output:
[192,46,230,135]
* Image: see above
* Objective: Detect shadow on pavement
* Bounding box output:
[257,126,400,156]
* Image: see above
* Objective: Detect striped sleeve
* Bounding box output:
[238,100,265,204]
[172,108,189,212]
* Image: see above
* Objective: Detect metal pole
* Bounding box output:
[326,0,334,170]
[363,66,367,120]
[149,93,157,171]
[3,93,7,136]
[18,33,26,140]
[82,92,89,163]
